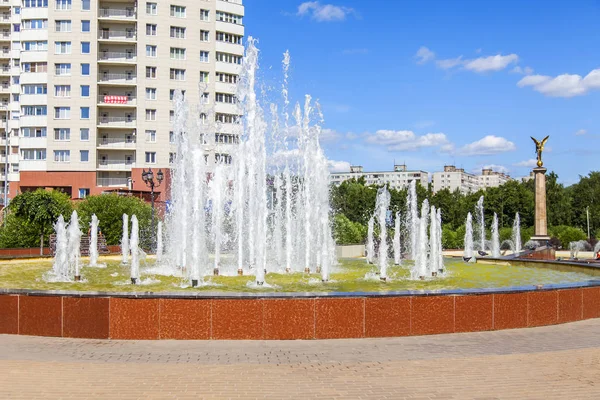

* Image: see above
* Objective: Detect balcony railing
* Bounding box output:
[98,72,137,83]
[98,94,136,105]
[98,30,137,41]
[97,137,136,148]
[98,51,136,62]
[0,31,9,39]
[0,15,9,23]
[97,116,136,126]
[0,66,9,74]
[98,8,136,19]
[97,177,130,187]
[0,50,10,58]
[97,159,135,170]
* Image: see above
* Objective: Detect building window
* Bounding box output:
[80,150,89,162]
[23,20,47,30]
[23,0,48,8]
[81,41,90,54]
[54,107,71,119]
[22,105,47,116]
[200,9,209,21]
[169,131,175,143]
[81,20,90,32]
[22,127,47,138]
[80,85,89,97]
[80,107,90,119]
[146,24,157,36]
[145,88,156,100]
[169,89,185,101]
[169,152,176,164]
[216,11,243,24]
[216,32,243,45]
[23,41,48,51]
[146,2,157,15]
[55,0,72,11]
[145,109,156,121]
[146,45,157,57]
[170,47,185,60]
[170,68,185,81]
[201,92,209,104]
[22,84,47,94]
[81,63,90,75]
[55,20,71,32]
[81,0,90,10]
[80,128,89,141]
[146,66,157,78]
[170,26,185,38]
[54,128,70,140]
[22,149,46,160]
[55,41,71,54]
[200,30,209,42]
[54,85,70,97]
[215,93,236,104]
[54,150,70,162]
[170,5,186,18]
[78,188,90,198]
[145,152,156,164]
[200,71,209,83]
[216,72,238,83]
[200,51,209,63]
[145,130,156,142]
[216,52,242,64]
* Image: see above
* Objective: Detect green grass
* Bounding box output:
[0,256,595,293]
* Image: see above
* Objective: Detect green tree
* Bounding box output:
[77,194,153,246]
[4,189,72,253]
[332,214,366,245]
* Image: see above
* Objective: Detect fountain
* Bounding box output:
[48,215,68,281]
[375,187,391,280]
[366,216,375,264]
[491,213,500,258]
[89,214,99,267]
[121,214,129,265]
[464,212,474,262]
[414,200,430,279]
[130,215,140,284]
[476,196,486,252]
[156,221,163,263]
[405,180,419,259]
[512,213,522,254]
[569,240,589,259]
[66,211,82,281]
[393,211,401,265]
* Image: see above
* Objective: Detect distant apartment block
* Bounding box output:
[432,165,512,194]
[329,164,430,190]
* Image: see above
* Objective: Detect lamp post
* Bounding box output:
[141,168,164,252]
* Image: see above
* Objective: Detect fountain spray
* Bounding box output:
[89,214,99,267]
[393,211,402,265]
[121,214,129,265]
[491,213,500,258]
[464,212,474,262]
[512,213,522,254]
[476,196,486,252]
[366,216,375,264]
[375,187,391,281]
[130,215,139,284]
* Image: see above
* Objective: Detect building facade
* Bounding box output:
[0,0,244,203]
[432,165,512,194]
[329,164,429,190]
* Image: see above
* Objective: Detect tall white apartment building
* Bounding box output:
[432,165,512,194]
[329,164,429,190]
[1,0,244,202]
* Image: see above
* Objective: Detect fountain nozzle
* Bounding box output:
[131,277,137,285]
[74,275,81,282]
[213,268,219,276]
[304,267,310,274]
[380,277,387,282]
[285,267,291,274]
[237,269,243,276]
[191,279,198,288]
[256,281,264,286]
[316,266,322,274]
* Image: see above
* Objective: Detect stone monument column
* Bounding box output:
[531,167,551,242]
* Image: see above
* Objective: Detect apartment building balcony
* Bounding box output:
[0,14,9,25]
[97,115,136,129]
[98,71,137,86]
[98,7,136,21]
[97,176,130,187]
[97,156,136,171]
[98,49,137,64]
[98,29,137,43]
[97,94,136,107]
[97,135,136,149]
[0,48,10,59]
[0,30,9,41]
[0,64,9,76]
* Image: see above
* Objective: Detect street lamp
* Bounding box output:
[141,168,164,252]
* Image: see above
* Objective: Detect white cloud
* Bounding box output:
[514,159,538,168]
[575,129,587,136]
[365,130,451,151]
[327,159,351,173]
[436,56,463,70]
[463,54,519,73]
[459,135,516,156]
[482,164,510,174]
[517,68,600,97]
[297,2,356,22]
[415,46,435,64]
[511,66,534,75]
[320,128,342,142]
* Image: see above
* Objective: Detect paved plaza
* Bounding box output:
[1,319,600,399]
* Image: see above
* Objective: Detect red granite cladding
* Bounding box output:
[528,291,558,327]
[455,295,493,333]
[0,248,51,257]
[63,297,110,339]
[109,298,160,340]
[263,299,315,340]
[19,296,62,337]
[159,299,211,340]
[315,298,365,339]
[411,296,455,335]
[582,287,600,319]
[212,299,263,340]
[493,293,528,330]
[520,248,556,261]
[558,289,583,323]
[364,297,411,337]
[0,295,19,334]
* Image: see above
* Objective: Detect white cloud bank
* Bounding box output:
[327,159,351,172]
[416,46,519,73]
[514,159,538,168]
[365,130,452,152]
[517,68,600,98]
[297,2,356,22]
[458,135,516,156]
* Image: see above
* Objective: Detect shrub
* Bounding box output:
[333,214,366,245]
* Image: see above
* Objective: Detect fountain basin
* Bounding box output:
[0,258,599,340]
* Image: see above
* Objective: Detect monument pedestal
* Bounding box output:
[532,167,551,243]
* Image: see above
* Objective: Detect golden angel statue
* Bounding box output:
[531,135,549,167]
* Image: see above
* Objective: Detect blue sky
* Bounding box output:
[244,0,600,184]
